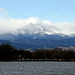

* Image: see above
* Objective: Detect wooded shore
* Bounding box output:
[0,43,75,61]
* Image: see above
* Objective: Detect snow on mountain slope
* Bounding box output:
[0,22,74,41]
[0,22,75,41]
[11,23,60,35]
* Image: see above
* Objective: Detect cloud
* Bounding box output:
[0,16,75,35]
[0,8,8,14]
[55,22,75,35]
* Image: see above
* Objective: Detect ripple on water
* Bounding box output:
[0,62,75,75]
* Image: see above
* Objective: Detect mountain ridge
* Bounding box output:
[0,33,75,49]
[0,23,75,49]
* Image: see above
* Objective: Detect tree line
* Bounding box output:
[0,43,75,61]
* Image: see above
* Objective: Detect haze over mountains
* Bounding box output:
[0,23,75,49]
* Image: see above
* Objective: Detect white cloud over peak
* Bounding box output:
[0,16,75,35]
[55,22,75,35]
[0,8,8,14]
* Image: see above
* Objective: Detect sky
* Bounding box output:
[0,0,75,35]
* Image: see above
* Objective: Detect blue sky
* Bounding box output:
[0,0,75,22]
[0,0,75,35]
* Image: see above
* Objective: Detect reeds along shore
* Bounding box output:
[0,43,75,61]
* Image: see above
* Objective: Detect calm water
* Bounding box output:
[0,62,75,75]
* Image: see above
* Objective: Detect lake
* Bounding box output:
[0,62,75,75]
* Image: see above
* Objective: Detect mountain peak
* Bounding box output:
[11,23,60,36]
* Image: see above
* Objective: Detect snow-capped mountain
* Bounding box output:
[0,23,75,49]
[0,23,64,40]
[11,23,61,35]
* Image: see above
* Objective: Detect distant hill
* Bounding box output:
[0,33,75,50]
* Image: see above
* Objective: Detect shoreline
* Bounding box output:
[0,60,75,62]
